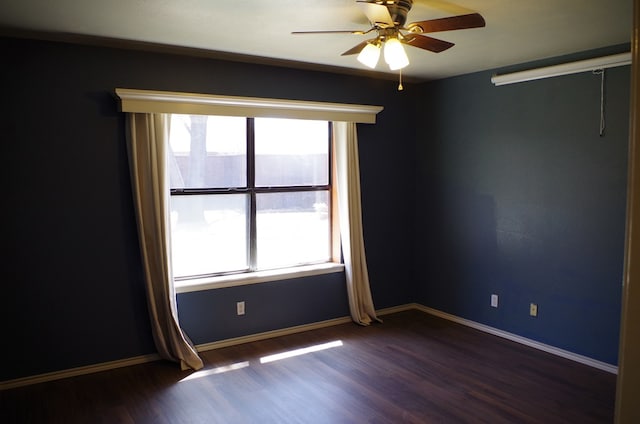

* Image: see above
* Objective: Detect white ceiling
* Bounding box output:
[0,0,632,81]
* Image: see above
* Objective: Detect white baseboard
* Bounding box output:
[376,304,417,316]
[412,303,618,374]
[193,306,415,353]
[193,305,416,353]
[194,316,353,352]
[1,302,616,390]
[0,317,354,391]
[0,353,161,391]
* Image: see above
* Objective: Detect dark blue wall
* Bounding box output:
[178,273,349,344]
[2,35,629,381]
[2,36,415,381]
[414,46,630,364]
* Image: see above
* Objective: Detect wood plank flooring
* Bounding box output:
[1,310,616,423]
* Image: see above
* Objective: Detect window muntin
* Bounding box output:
[168,114,332,280]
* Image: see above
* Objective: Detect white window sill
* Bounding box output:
[174,262,345,293]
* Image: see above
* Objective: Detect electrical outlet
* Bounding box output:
[530,303,538,317]
[491,294,499,308]
[237,301,245,316]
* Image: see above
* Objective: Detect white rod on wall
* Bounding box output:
[491,52,631,86]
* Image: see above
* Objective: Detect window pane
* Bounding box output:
[170,194,248,277]
[256,191,330,269]
[254,118,328,187]
[169,114,246,189]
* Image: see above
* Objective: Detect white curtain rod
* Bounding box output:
[491,52,631,86]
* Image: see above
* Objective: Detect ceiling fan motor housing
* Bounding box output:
[380,0,413,27]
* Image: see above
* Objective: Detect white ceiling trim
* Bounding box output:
[115,88,384,123]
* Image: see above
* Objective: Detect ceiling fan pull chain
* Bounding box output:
[398,68,404,91]
[599,69,606,137]
[592,69,606,136]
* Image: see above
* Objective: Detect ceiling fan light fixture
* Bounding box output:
[357,42,381,68]
[384,37,409,70]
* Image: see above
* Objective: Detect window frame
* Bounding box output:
[115,88,382,292]
[169,117,334,281]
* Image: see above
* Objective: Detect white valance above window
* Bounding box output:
[115,88,384,124]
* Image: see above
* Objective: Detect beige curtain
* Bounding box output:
[333,121,380,325]
[126,113,204,371]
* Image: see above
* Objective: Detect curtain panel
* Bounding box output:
[333,122,381,325]
[126,113,203,371]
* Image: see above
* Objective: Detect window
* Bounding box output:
[168,114,332,280]
[116,88,382,292]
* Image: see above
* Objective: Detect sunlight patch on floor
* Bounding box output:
[179,340,343,382]
[179,361,250,382]
[260,340,343,364]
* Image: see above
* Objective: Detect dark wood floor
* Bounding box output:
[1,310,616,423]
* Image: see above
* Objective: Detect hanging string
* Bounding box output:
[398,68,404,91]
[593,69,605,136]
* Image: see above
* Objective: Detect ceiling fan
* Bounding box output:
[292,0,485,76]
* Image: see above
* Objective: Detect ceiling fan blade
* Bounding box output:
[406,13,485,33]
[356,1,395,27]
[341,40,371,56]
[402,34,454,53]
[292,30,366,35]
